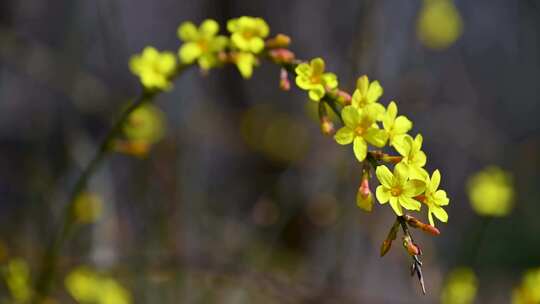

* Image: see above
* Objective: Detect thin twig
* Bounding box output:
[398,215,426,295]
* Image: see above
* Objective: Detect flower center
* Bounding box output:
[354,126,365,136]
[310,75,321,84]
[390,186,402,197]
[242,31,254,40]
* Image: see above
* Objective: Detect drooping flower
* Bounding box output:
[295,58,338,101]
[383,101,413,148]
[227,16,269,53]
[129,47,177,91]
[394,134,427,179]
[467,166,514,217]
[351,75,383,108]
[375,164,426,216]
[423,169,449,226]
[177,19,228,70]
[334,104,387,162]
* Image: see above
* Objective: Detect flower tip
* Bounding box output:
[380,239,392,257]
[424,224,440,236]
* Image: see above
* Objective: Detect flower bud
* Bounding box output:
[336,90,352,105]
[404,215,441,236]
[279,68,290,91]
[403,236,420,256]
[320,116,334,135]
[266,34,291,48]
[356,171,373,212]
[381,220,400,257]
[380,239,392,257]
[268,48,295,64]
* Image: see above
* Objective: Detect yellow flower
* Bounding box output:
[375,163,426,216]
[417,0,463,50]
[351,75,383,108]
[423,169,449,226]
[177,19,228,69]
[467,166,514,217]
[383,101,412,147]
[74,193,103,224]
[123,104,165,144]
[441,268,477,304]
[394,134,427,179]
[227,16,269,53]
[3,258,32,303]
[115,104,166,157]
[129,47,176,91]
[295,58,338,101]
[334,104,387,162]
[512,268,540,304]
[65,266,131,304]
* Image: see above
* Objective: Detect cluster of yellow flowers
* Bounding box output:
[128,16,450,227]
[294,64,449,226]
[129,17,271,90]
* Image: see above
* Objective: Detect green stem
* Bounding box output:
[33,91,153,302]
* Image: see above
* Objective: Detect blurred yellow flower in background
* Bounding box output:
[2,258,33,303]
[512,268,540,304]
[441,267,478,304]
[417,0,463,50]
[467,166,515,217]
[74,193,104,224]
[65,266,131,304]
[114,104,166,157]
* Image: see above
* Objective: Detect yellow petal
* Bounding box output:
[178,22,198,41]
[353,137,367,162]
[403,179,426,197]
[389,197,403,216]
[356,75,369,96]
[334,127,354,145]
[399,196,422,211]
[366,80,383,103]
[376,165,394,188]
[376,186,390,204]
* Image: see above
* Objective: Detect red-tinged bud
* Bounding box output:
[404,215,441,236]
[266,34,291,48]
[381,219,400,257]
[268,48,295,64]
[403,236,419,256]
[320,116,334,135]
[381,155,403,164]
[356,171,373,212]
[336,90,352,105]
[380,239,392,257]
[422,224,440,236]
[279,68,290,91]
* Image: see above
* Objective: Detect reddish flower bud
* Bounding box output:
[320,116,334,135]
[279,68,290,91]
[403,236,420,256]
[268,48,295,64]
[356,171,373,211]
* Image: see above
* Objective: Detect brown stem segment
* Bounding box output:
[398,215,426,295]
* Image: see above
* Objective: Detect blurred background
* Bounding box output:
[1,0,539,303]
